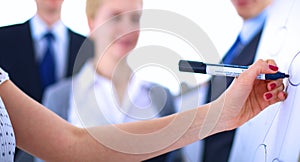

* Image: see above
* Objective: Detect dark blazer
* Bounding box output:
[0,20,91,162]
[202,28,264,162]
[0,20,91,102]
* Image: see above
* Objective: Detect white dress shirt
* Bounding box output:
[239,6,269,45]
[68,61,163,127]
[30,15,69,80]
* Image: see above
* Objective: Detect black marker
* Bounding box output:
[179,60,289,80]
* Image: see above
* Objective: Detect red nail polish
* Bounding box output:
[269,65,278,71]
[270,83,277,90]
[265,93,273,100]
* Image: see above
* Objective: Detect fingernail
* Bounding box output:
[284,93,287,99]
[265,93,273,100]
[270,83,277,90]
[269,65,278,71]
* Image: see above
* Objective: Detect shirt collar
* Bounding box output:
[94,67,152,92]
[30,15,67,41]
[75,61,152,101]
[74,61,123,92]
[240,7,269,44]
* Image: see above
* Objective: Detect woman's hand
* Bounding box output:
[219,59,287,130]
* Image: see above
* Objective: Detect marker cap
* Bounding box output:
[179,60,207,74]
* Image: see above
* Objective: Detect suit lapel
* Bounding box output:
[73,63,111,127]
[17,21,43,101]
[230,28,264,66]
[65,30,93,76]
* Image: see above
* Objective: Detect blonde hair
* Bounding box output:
[86,0,143,20]
[86,0,104,20]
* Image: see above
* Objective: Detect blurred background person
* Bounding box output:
[202,0,273,161]
[0,0,91,161]
[230,0,300,160]
[38,0,182,162]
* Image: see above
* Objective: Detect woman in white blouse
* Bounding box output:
[0,58,286,162]
[40,0,183,161]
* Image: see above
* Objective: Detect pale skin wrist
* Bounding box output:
[210,92,243,133]
[197,99,233,138]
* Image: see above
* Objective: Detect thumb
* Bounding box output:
[239,59,278,83]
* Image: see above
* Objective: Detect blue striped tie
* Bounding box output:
[222,35,244,64]
[39,32,56,91]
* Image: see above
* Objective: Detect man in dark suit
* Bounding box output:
[0,0,91,161]
[202,0,274,161]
